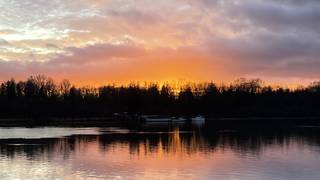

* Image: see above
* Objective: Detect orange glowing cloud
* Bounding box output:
[1,0,320,85]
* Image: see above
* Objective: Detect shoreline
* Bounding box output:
[0,116,319,127]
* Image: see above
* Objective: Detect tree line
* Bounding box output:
[0,75,320,118]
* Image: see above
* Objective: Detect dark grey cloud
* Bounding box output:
[268,0,320,6]
[227,1,320,33]
[49,43,146,66]
[189,0,320,79]
[46,43,59,49]
[203,29,320,78]
[107,9,164,26]
[209,32,320,61]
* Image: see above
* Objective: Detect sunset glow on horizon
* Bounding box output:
[1,0,320,86]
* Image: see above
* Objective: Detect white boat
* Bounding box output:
[141,115,187,123]
[191,116,206,125]
[141,115,205,124]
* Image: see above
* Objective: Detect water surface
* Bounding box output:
[0,124,320,180]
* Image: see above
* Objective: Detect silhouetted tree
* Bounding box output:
[0,76,320,120]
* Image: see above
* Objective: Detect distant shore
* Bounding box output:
[0,116,320,127]
[2,76,320,120]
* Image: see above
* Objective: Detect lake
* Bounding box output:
[0,123,320,180]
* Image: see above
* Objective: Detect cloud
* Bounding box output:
[1,0,320,84]
[0,38,9,46]
[0,29,18,35]
[0,42,224,84]
[201,30,320,79]
[227,1,320,33]
[49,43,146,66]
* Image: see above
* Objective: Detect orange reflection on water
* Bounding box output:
[52,128,238,180]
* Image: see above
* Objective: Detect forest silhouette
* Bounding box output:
[1,75,320,119]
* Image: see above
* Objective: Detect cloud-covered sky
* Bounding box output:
[0,0,319,85]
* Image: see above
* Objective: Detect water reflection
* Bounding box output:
[1,125,320,179]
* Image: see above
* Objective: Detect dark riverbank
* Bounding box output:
[1,116,320,127]
[2,76,320,119]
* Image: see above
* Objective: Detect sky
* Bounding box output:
[0,0,320,86]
